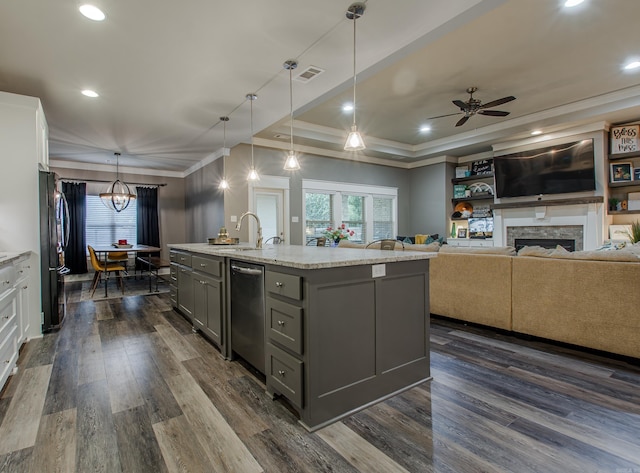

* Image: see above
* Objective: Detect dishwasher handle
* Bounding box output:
[231,264,263,276]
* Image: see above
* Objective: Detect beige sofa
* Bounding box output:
[428,244,640,359]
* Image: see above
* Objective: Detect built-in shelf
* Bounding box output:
[608,209,640,215]
[492,196,603,210]
[609,180,640,188]
[608,150,640,161]
[451,173,494,184]
[451,195,494,204]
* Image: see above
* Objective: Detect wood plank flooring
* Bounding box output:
[0,281,639,472]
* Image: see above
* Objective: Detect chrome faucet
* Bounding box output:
[236,211,263,249]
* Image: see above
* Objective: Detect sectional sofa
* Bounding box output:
[428,244,640,359]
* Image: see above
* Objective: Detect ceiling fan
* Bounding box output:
[429,87,516,127]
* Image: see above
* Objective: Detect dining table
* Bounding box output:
[91,244,162,297]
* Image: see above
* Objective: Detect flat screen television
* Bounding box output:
[494,139,596,198]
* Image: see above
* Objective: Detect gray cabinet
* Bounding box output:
[265,260,431,431]
[193,266,224,347]
[172,250,226,352]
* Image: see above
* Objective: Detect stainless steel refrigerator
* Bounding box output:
[39,171,69,331]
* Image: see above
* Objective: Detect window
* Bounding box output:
[305,192,332,243]
[302,180,397,243]
[372,196,395,240]
[85,195,137,251]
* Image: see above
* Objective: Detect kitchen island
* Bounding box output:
[168,243,435,431]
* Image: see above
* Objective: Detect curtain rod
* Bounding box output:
[60,177,167,187]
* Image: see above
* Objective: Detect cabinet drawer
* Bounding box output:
[266,343,303,408]
[0,287,17,339]
[266,271,301,300]
[171,251,192,267]
[170,264,178,281]
[0,324,18,390]
[0,265,16,295]
[267,298,303,355]
[192,255,222,277]
[14,257,30,282]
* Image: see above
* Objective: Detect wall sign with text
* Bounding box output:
[611,125,639,154]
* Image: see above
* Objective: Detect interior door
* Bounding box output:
[255,190,285,244]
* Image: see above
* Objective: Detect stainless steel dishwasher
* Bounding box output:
[230,260,265,374]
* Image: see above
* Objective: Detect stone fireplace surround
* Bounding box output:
[491,200,604,250]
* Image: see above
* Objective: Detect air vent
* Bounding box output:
[294,65,325,83]
[273,133,290,140]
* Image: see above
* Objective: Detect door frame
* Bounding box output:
[248,175,290,246]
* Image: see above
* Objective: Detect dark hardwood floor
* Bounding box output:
[0,281,639,472]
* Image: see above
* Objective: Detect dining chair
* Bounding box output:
[88,246,126,296]
[365,239,404,250]
[107,251,129,272]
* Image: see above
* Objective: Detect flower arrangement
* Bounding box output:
[324,223,355,242]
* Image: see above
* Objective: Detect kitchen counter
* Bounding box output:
[167,242,436,269]
[0,251,29,266]
[168,243,433,431]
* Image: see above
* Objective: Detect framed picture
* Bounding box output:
[457,227,467,238]
[609,225,632,242]
[610,162,633,182]
[610,125,639,154]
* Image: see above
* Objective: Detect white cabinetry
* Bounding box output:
[0,263,18,390]
[14,255,31,345]
[0,91,48,341]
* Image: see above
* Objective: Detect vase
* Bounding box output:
[332,238,341,247]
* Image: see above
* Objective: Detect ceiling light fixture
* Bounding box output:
[246,93,259,181]
[79,4,105,21]
[623,60,640,71]
[219,116,230,190]
[344,2,366,151]
[100,152,136,212]
[81,89,99,98]
[283,60,301,171]
[531,130,543,135]
[342,103,354,112]
[420,125,431,133]
[564,0,584,7]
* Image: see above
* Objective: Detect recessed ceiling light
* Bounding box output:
[531,130,543,135]
[81,89,99,98]
[79,4,105,21]
[623,60,640,71]
[420,125,431,133]
[564,0,584,7]
[342,103,354,112]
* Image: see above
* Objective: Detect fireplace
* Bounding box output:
[514,238,575,252]
[506,225,583,251]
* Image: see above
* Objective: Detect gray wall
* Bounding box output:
[185,158,224,243]
[50,166,186,261]
[409,161,451,239]
[186,144,414,245]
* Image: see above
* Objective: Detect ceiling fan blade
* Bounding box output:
[455,116,470,127]
[452,99,468,110]
[426,111,463,120]
[478,110,510,117]
[479,96,515,109]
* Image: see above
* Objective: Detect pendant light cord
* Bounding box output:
[352,12,357,127]
[289,67,294,151]
[250,96,255,167]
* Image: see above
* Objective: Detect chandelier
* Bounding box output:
[100,152,136,212]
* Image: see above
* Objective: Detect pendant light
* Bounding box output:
[100,152,136,212]
[218,116,230,190]
[283,60,301,171]
[344,2,366,151]
[246,93,259,181]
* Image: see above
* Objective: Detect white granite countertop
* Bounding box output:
[168,243,436,270]
[0,251,29,266]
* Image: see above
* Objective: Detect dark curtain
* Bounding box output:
[62,182,88,274]
[136,186,160,269]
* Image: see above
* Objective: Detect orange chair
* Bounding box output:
[88,246,126,296]
[107,251,129,272]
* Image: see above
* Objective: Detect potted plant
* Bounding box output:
[626,220,640,244]
[608,197,620,211]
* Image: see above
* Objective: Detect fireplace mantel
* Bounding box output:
[492,196,603,210]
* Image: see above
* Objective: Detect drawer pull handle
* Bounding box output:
[278,370,286,376]
[277,320,285,326]
[200,280,207,285]
[200,263,207,267]
[2,315,9,320]
[275,282,283,288]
